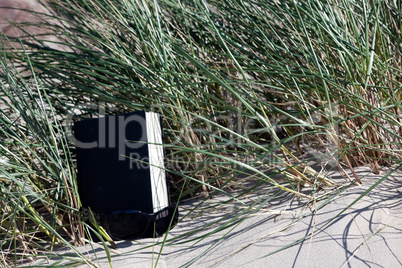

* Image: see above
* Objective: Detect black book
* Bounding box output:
[74,111,169,216]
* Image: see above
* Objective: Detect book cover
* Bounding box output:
[74,111,169,215]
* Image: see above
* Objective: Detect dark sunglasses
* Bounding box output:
[104,206,178,240]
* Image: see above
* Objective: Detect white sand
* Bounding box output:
[31,166,401,267]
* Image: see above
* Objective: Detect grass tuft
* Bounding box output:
[0,0,401,266]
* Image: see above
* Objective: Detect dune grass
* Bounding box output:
[0,0,401,266]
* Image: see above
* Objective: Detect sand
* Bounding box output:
[29,166,401,267]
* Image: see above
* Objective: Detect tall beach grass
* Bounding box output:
[0,0,401,266]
